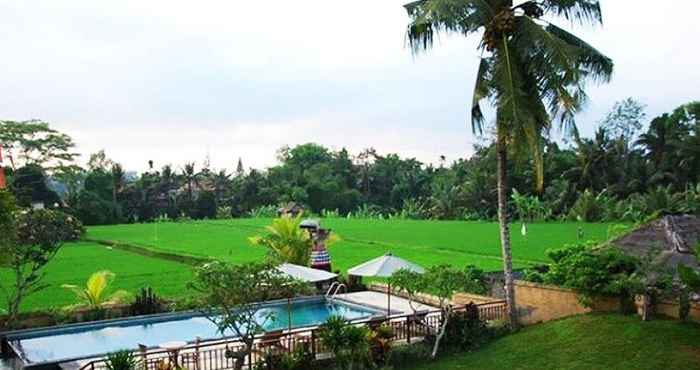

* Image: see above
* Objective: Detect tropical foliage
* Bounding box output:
[189,261,308,370]
[62,270,129,310]
[248,215,315,265]
[318,315,373,370]
[2,100,699,228]
[0,198,84,326]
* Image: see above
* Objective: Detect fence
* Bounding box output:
[80,301,506,370]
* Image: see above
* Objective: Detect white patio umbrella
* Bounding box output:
[276,263,338,330]
[347,253,425,315]
[276,263,338,283]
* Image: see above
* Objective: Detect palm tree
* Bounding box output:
[62,270,129,310]
[249,215,338,265]
[213,169,231,204]
[249,215,312,265]
[110,163,124,221]
[182,162,197,202]
[405,0,613,328]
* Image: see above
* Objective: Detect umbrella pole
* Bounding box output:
[387,282,391,316]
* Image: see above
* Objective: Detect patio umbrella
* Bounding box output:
[276,263,338,330]
[347,253,424,315]
[276,263,337,283]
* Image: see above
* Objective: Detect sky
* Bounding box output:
[1,1,699,172]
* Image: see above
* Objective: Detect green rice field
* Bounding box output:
[2,219,620,312]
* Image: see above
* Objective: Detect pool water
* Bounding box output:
[8,298,379,365]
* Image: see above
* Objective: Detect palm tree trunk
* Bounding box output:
[496,136,518,329]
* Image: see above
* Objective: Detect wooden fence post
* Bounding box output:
[311,330,316,357]
[139,344,148,370]
[406,315,411,344]
[194,336,201,370]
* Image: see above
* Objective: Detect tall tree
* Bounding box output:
[0,120,78,170]
[405,0,613,328]
[110,163,124,221]
[182,162,197,203]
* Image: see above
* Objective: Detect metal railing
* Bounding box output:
[79,300,507,370]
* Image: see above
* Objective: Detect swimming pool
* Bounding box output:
[4,297,383,367]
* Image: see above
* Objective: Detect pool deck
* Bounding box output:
[336,291,436,315]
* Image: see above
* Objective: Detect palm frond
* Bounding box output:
[405,0,494,53]
[471,57,491,134]
[510,17,610,136]
[545,23,613,83]
[541,0,603,25]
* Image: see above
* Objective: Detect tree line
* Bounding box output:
[1,99,698,226]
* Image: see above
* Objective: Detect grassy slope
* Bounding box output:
[87,218,616,272]
[0,242,194,312]
[412,314,700,370]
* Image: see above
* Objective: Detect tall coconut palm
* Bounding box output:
[405,0,613,328]
[110,163,124,221]
[182,162,197,202]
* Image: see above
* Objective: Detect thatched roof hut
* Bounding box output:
[611,214,700,272]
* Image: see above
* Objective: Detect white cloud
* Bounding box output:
[1,0,699,171]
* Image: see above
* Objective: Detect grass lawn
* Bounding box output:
[411,314,700,370]
[0,242,194,312]
[3,219,618,313]
[87,218,618,272]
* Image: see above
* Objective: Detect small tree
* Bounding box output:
[423,265,468,359]
[190,261,308,370]
[0,196,84,326]
[389,269,427,314]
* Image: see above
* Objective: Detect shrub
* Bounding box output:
[216,206,233,220]
[427,304,493,354]
[318,315,373,370]
[130,287,162,316]
[535,243,639,308]
[369,324,395,366]
[254,345,317,370]
[463,265,489,295]
[247,205,278,218]
[105,350,139,370]
[386,343,431,369]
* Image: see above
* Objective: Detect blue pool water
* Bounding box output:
[8,298,380,365]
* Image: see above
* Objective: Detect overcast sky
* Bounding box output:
[1,1,698,172]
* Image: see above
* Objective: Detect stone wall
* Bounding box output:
[515,280,700,325]
[514,280,620,325]
[652,298,700,322]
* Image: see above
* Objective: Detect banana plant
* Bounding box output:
[62,270,129,310]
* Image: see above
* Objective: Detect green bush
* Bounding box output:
[533,243,639,307]
[318,315,373,370]
[386,343,431,369]
[426,304,493,354]
[254,346,317,370]
[105,350,139,370]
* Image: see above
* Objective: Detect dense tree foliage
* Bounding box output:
[2,100,698,226]
[0,193,84,326]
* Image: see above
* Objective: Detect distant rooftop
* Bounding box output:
[612,214,700,272]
